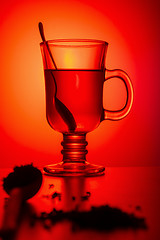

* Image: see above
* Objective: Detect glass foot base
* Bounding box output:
[43,162,105,177]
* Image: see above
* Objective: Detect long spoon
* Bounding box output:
[38,22,76,132]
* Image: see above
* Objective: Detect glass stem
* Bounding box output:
[61,133,88,164]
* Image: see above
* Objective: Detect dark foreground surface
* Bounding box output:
[0,167,159,240]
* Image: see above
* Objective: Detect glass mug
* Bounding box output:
[40,39,133,176]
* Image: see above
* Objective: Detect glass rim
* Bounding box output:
[40,39,108,47]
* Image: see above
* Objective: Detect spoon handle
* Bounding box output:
[38,22,57,69]
[1,188,23,235]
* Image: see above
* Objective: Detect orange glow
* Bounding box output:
[0,0,158,168]
[64,51,74,67]
[0,1,134,148]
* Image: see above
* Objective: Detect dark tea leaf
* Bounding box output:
[55,97,77,132]
[33,204,147,231]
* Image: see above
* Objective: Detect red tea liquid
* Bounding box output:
[44,69,104,133]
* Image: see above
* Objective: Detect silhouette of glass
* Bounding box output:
[40,39,133,176]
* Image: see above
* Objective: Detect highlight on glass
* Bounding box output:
[39,22,133,176]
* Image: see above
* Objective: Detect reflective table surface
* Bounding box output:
[0,167,160,240]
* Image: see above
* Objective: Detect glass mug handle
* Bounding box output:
[102,69,134,121]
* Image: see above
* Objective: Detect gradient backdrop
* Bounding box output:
[0,0,160,168]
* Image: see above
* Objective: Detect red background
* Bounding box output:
[0,0,160,168]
